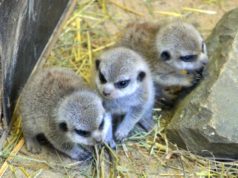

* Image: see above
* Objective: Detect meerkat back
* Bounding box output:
[21,68,84,130]
[119,21,160,67]
[20,68,85,152]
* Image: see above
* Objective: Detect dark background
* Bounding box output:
[0,0,69,125]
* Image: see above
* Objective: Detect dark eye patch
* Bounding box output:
[59,122,68,132]
[160,51,171,61]
[95,59,100,70]
[180,55,197,62]
[137,71,146,81]
[114,79,130,89]
[99,71,107,84]
[99,119,104,130]
[202,42,206,53]
[75,129,91,137]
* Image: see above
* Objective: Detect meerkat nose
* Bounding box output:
[103,90,110,96]
[202,61,208,65]
[95,137,102,143]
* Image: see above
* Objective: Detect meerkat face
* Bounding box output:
[57,91,111,146]
[95,47,147,100]
[156,22,208,72]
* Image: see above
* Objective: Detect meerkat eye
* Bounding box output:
[201,42,206,53]
[114,79,130,89]
[180,55,197,62]
[95,59,100,70]
[99,119,104,130]
[99,71,107,84]
[160,51,170,61]
[137,71,146,81]
[74,129,91,137]
[59,122,68,132]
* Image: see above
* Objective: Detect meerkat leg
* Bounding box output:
[102,114,116,149]
[138,107,155,132]
[61,143,92,161]
[24,135,42,154]
[115,106,144,141]
[22,125,42,153]
[105,123,116,149]
[155,73,194,87]
[47,135,92,161]
[22,118,42,153]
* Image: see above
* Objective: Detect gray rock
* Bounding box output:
[167,8,238,159]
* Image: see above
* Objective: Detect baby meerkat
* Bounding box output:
[20,67,115,161]
[119,21,208,107]
[94,47,155,141]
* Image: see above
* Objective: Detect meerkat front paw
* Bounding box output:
[138,117,155,132]
[107,139,116,149]
[71,151,92,161]
[69,145,92,161]
[104,134,116,149]
[193,71,203,85]
[77,150,92,161]
[187,73,202,87]
[25,138,42,154]
[115,127,130,142]
[185,74,197,87]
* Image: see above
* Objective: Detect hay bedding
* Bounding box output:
[1,0,238,177]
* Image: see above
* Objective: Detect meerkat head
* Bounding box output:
[156,21,208,71]
[95,47,148,100]
[56,91,111,146]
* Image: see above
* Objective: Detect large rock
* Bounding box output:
[167,8,238,159]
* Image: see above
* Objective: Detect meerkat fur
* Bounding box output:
[94,47,155,141]
[20,67,115,160]
[119,20,208,107]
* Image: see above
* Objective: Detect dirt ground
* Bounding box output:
[2,0,238,177]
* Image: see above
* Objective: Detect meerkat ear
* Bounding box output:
[95,59,100,70]
[59,122,68,132]
[137,71,146,82]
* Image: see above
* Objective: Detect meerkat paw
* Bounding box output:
[115,128,129,142]
[185,74,197,87]
[69,146,92,161]
[104,135,116,149]
[187,73,201,87]
[25,138,42,154]
[138,118,155,132]
[104,131,116,149]
[107,139,116,149]
[77,150,92,161]
[193,72,203,84]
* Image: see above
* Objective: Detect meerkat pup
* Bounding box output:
[119,21,208,107]
[94,47,155,141]
[20,67,115,160]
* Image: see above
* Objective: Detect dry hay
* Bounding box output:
[1,0,238,177]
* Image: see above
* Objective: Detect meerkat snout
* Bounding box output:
[102,84,113,97]
[103,90,110,96]
[92,130,103,143]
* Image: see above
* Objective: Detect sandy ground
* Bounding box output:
[2,0,238,177]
